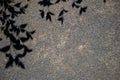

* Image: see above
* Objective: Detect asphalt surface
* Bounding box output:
[0,0,120,80]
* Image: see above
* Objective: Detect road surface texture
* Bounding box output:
[0,0,120,80]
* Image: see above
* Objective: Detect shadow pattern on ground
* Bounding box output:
[0,0,35,69]
[0,0,106,69]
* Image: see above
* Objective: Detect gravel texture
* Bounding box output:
[0,0,120,80]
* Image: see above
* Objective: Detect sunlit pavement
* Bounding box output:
[0,0,120,80]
